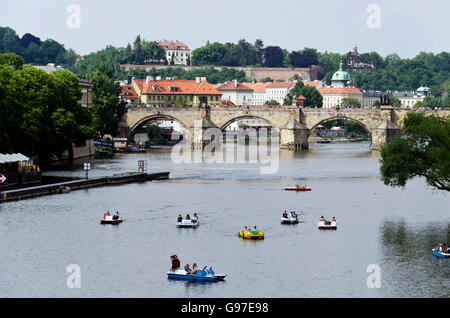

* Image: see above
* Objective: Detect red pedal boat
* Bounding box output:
[285,184,311,191]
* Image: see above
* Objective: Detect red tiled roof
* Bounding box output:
[119,85,138,98]
[158,41,190,51]
[318,87,363,95]
[244,83,270,92]
[133,79,221,95]
[221,100,237,107]
[303,81,321,87]
[296,95,307,100]
[266,82,295,89]
[217,81,253,91]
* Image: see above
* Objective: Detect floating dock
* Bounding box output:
[0,172,169,203]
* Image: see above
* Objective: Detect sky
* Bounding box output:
[1,0,449,58]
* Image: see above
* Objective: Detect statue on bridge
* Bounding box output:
[380,94,391,106]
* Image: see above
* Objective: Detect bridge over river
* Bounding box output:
[119,106,449,150]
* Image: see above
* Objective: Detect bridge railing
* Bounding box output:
[127,103,298,110]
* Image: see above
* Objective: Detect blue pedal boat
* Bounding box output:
[432,248,450,258]
[167,255,226,282]
[167,268,226,282]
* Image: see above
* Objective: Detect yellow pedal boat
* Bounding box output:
[238,229,264,240]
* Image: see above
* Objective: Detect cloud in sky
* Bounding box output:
[1,0,449,58]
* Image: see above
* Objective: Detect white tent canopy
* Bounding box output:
[0,153,30,164]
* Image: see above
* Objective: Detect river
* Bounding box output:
[0,141,449,297]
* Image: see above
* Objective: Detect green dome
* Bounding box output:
[417,86,430,92]
[331,62,351,81]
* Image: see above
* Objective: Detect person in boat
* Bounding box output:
[104,211,110,219]
[186,214,191,220]
[184,264,192,274]
[443,243,448,253]
[177,214,183,222]
[437,243,443,252]
[320,216,325,222]
[291,211,297,220]
[283,210,288,218]
[332,216,336,222]
[253,226,257,231]
[192,213,198,223]
[112,211,120,220]
[191,263,198,275]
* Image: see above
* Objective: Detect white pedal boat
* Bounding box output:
[177,219,199,228]
[100,215,123,225]
[318,218,337,230]
[281,216,299,224]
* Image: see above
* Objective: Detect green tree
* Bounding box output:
[142,41,166,64]
[284,81,323,107]
[380,112,450,192]
[264,46,284,67]
[265,100,280,106]
[88,65,127,136]
[340,97,361,108]
[132,35,143,64]
[0,52,23,69]
[146,124,165,144]
[0,53,95,162]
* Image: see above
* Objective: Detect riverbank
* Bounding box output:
[0,171,169,203]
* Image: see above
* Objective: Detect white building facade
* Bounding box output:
[265,82,295,105]
[217,80,253,106]
[158,41,191,65]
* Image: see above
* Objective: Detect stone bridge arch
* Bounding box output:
[308,115,372,134]
[209,108,299,131]
[218,115,278,131]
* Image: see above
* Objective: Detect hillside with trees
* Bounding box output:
[2,26,450,102]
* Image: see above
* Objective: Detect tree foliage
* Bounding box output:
[380,112,450,192]
[340,97,361,108]
[0,26,75,67]
[283,81,323,107]
[87,65,127,136]
[0,53,95,162]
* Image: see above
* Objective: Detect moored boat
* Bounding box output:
[318,217,336,230]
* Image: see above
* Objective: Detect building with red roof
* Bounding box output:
[319,87,363,108]
[265,82,296,105]
[132,76,221,106]
[244,83,271,106]
[158,41,191,66]
[119,85,139,104]
[217,80,253,106]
